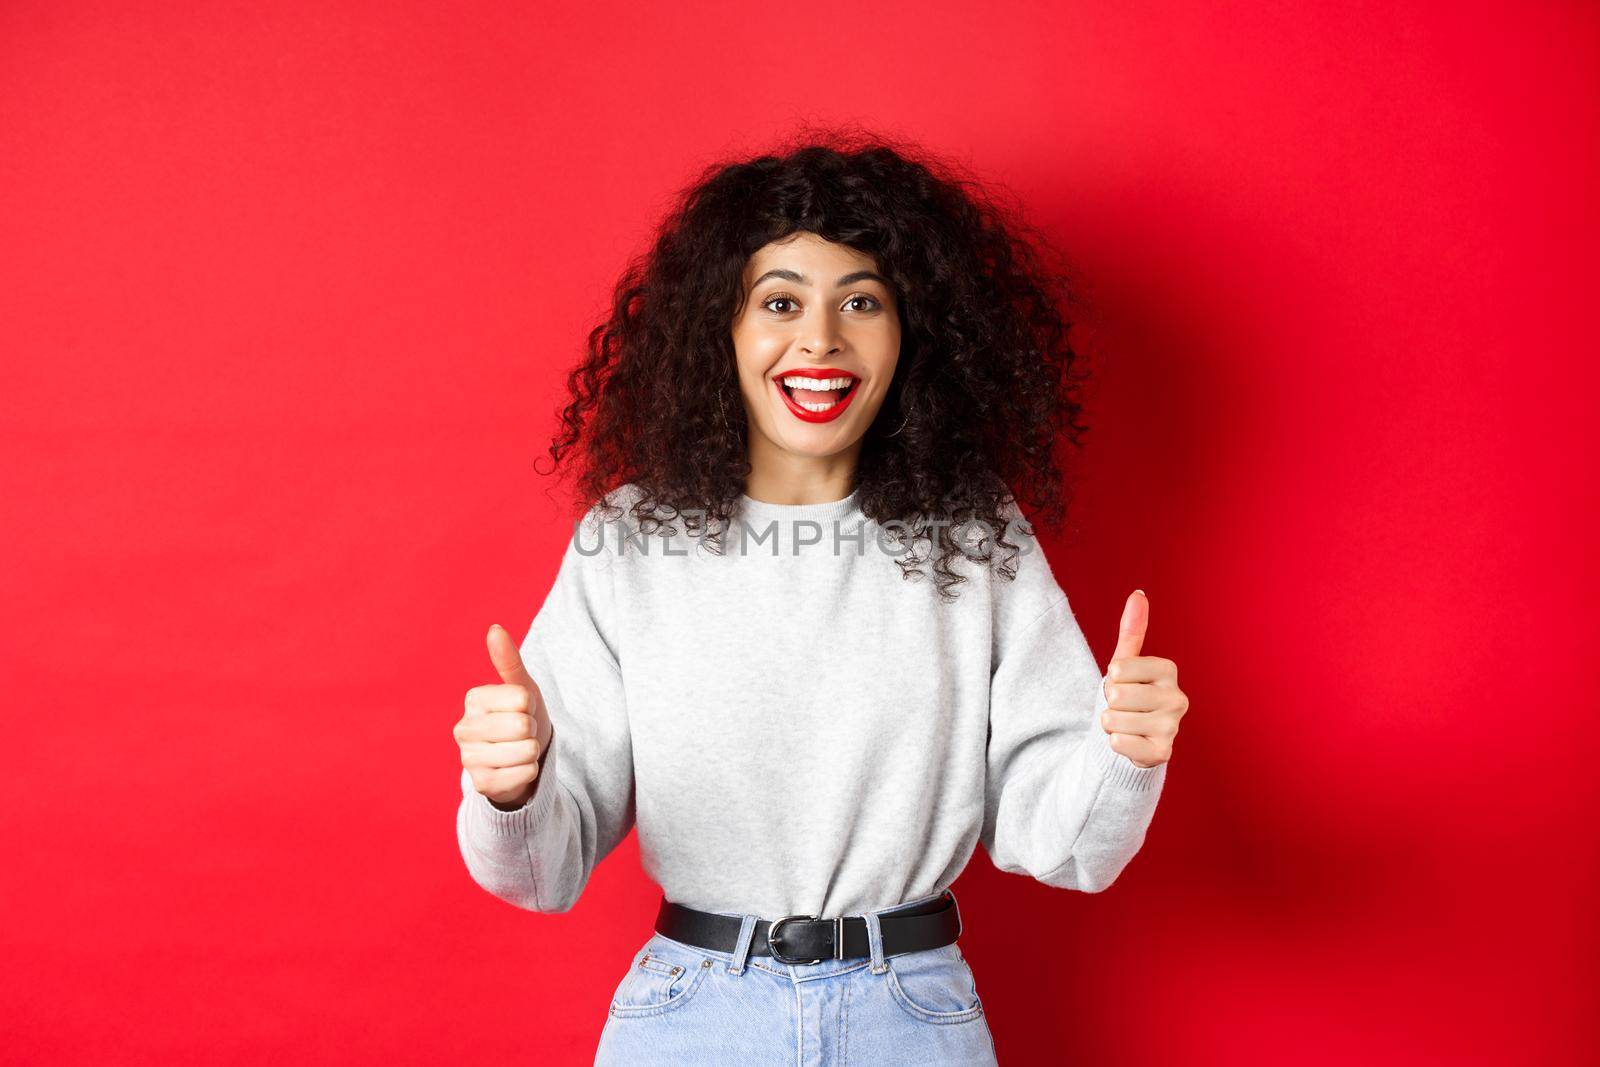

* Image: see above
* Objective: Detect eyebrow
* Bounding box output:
[750,268,890,290]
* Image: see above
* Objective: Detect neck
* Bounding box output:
[744,435,860,505]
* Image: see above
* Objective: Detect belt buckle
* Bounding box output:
[767,913,834,965]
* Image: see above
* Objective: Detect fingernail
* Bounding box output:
[1135,589,1146,597]
[1101,712,1111,728]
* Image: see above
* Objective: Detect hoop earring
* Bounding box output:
[884,412,909,437]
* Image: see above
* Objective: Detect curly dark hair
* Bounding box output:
[538,123,1090,601]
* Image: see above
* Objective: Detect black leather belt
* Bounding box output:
[654,888,963,964]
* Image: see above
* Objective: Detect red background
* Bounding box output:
[3,2,1595,1063]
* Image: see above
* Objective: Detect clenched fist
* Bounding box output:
[1099,590,1189,769]
[456,624,556,811]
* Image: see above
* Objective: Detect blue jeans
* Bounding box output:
[594,890,999,1065]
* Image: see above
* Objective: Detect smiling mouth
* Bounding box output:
[774,370,862,424]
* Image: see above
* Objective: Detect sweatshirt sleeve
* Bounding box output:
[455,511,635,912]
[980,512,1168,893]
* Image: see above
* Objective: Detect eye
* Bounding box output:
[762,293,799,314]
[844,294,882,312]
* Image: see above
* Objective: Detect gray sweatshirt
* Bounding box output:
[456,484,1167,919]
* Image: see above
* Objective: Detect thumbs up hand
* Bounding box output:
[1099,591,1188,769]
[455,624,556,810]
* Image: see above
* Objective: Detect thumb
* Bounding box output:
[486,623,537,690]
[1110,590,1148,666]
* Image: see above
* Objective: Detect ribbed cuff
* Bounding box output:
[463,729,562,839]
[1087,675,1167,792]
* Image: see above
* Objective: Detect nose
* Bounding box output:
[797,308,844,358]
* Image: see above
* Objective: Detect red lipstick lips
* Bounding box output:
[774,365,862,425]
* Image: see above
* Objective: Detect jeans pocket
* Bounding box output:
[884,944,985,1024]
[608,934,714,1018]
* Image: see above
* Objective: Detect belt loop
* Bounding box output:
[727,913,758,975]
[863,908,887,974]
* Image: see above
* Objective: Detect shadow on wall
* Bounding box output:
[955,177,1378,1056]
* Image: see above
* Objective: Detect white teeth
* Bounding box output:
[780,375,855,391]
[778,373,856,413]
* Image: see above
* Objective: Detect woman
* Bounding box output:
[453,131,1190,1064]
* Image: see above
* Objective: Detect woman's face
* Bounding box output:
[731,231,901,468]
